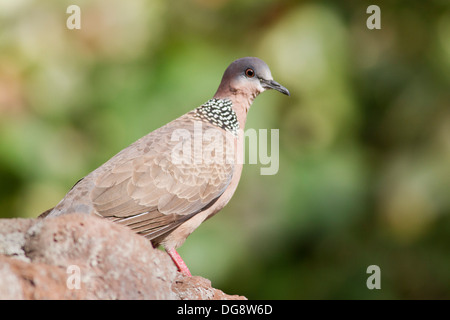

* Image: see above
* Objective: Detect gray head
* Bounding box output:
[214,57,290,100]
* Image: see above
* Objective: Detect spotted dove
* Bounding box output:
[42,57,290,276]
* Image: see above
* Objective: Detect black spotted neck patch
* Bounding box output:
[193,98,239,136]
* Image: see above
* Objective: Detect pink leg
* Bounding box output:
[166,248,192,277]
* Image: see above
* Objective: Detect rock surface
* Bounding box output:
[0,214,246,300]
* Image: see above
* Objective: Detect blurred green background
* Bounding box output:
[1,0,449,299]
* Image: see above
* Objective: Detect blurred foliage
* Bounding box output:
[1,0,449,299]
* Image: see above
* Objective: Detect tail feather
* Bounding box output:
[38,207,54,219]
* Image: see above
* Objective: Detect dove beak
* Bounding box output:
[260,79,290,96]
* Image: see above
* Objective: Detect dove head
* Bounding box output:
[214,57,290,102]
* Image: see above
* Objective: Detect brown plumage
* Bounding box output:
[43,57,289,276]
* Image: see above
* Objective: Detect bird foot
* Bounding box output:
[167,248,192,277]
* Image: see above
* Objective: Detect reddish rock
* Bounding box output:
[173,276,247,300]
[0,214,245,300]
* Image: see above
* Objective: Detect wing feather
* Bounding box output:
[90,115,235,243]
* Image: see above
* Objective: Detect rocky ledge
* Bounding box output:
[0,214,245,300]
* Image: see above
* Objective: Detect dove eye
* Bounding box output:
[245,68,255,78]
